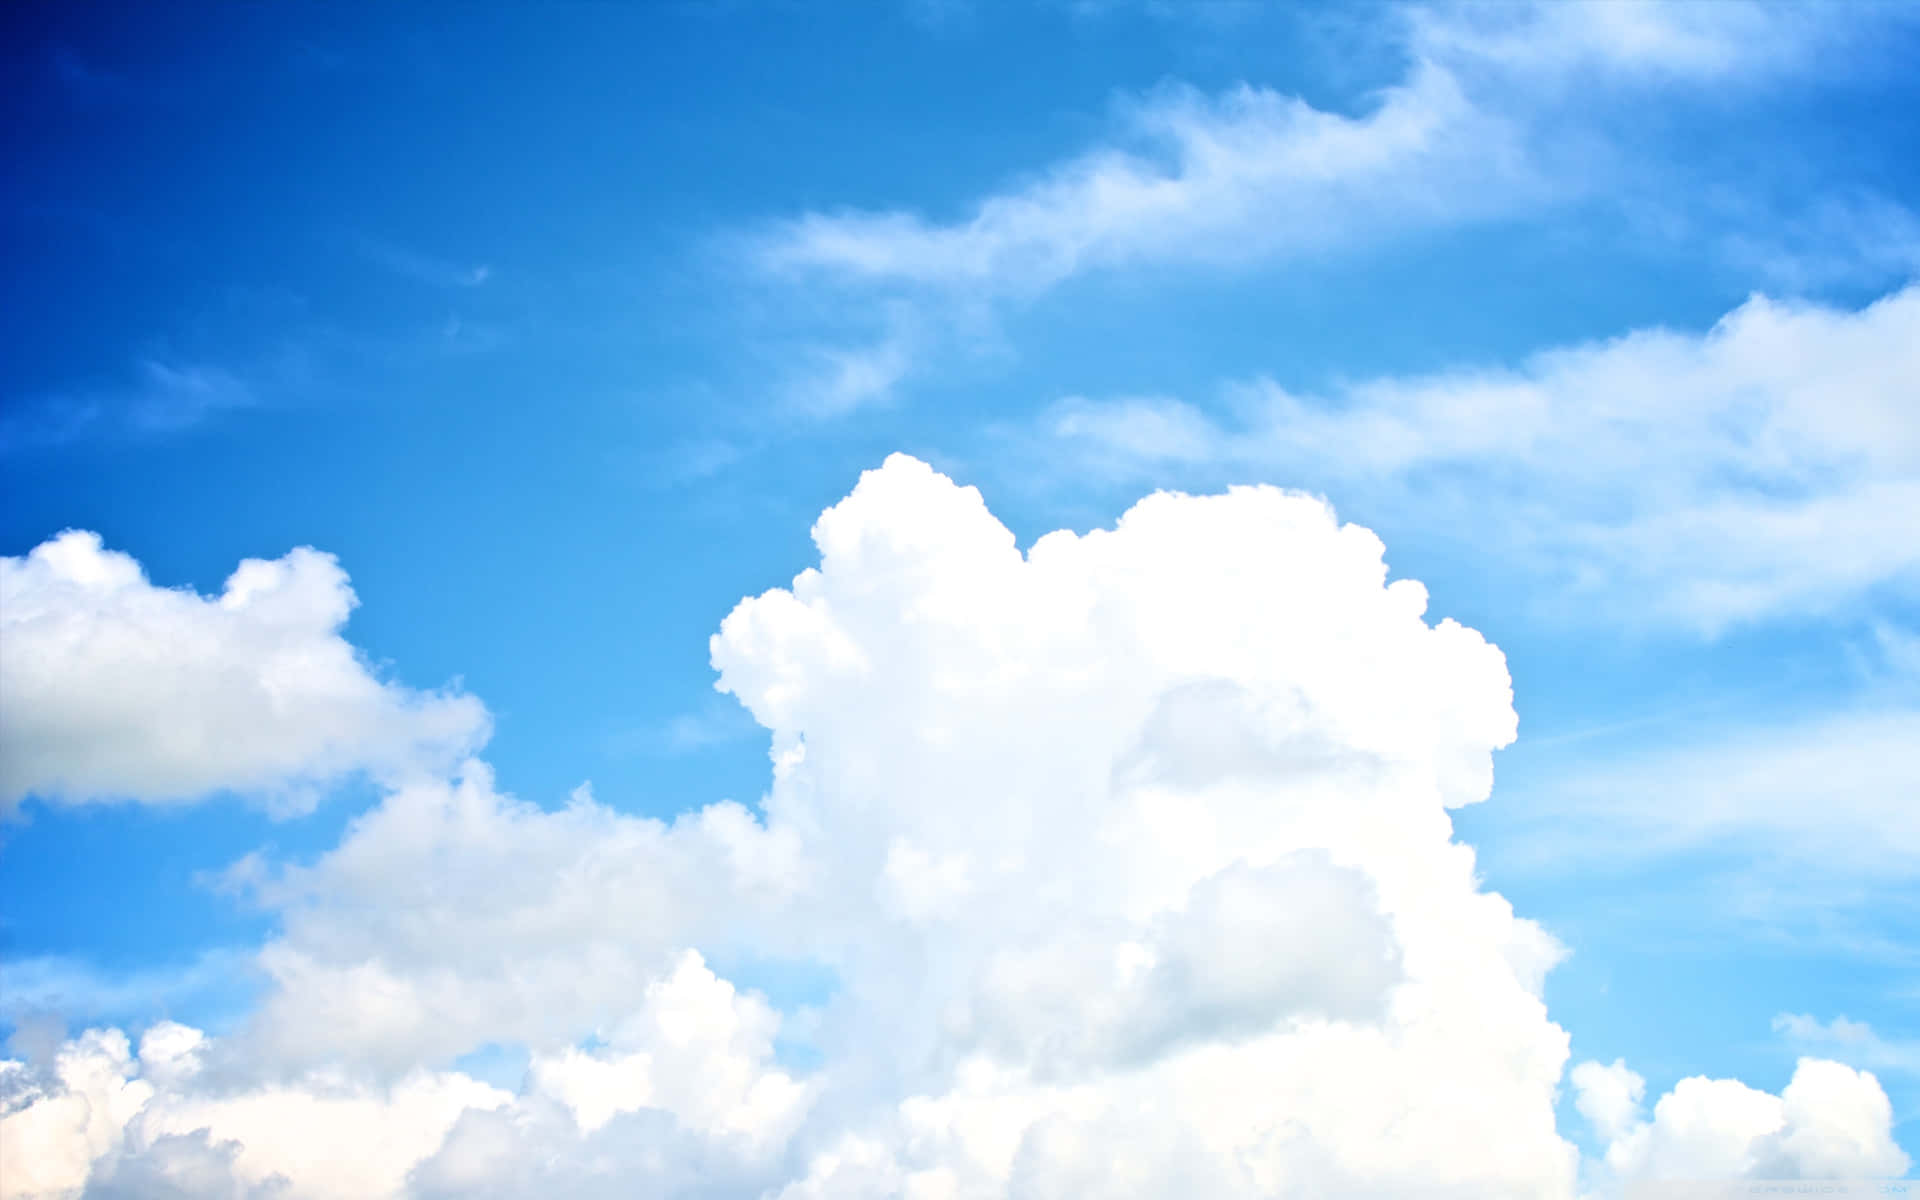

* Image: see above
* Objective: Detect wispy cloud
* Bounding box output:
[357,237,493,289]
[740,0,1920,416]
[2,357,261,453]
[1,293,526,456]
[756,61,1531,298]
[1042,285,1920,633]
[1499,707,1920,878]
[782,327,917,418]
[1405,0,1835,82]
[124,360,255,432]
[0,949,262,1030]
[604,693,760,759]
[1775,1014,1920,1076]
[768,0,1868,294]
[1716,191,1920,292]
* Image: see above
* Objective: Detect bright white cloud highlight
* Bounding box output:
[1,457,1905,1195]
[0,531,489,814]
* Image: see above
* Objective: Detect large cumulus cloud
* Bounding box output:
[1,457,1905,1196]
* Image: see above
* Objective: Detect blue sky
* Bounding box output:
[3,2,1919,1196]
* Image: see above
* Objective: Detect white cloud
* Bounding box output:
[4,457,1908,1195]
[0,1031,154,1200]
[1574,1056,1909,1182]
[0,532,489,814]
[1049,285,1920,632]
[219,456,1573,1192]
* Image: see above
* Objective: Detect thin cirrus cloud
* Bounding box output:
[0,529,490,816]
[1480,705,1920,929]
[0,456,1905,1196]
[354,237,493,290]
[0,358,259,454]
[1773,1014,1920,1077]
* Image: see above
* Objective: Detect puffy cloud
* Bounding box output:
[408,951,810,1198]
[0,1022,505,1200]
[0,955,807,1200]
[49,455,1561,1194]
[0,1031,153,1199]
[1051,285,1920,632]
[1571,1059,1646,1144]
[229,772,804,1073]
[1575,1056,1910,1182]
[6,457,1908,1195]
[0,532,488,814]
[521,950,811,1143]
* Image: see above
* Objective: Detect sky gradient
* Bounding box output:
[3,2,1919,1196]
